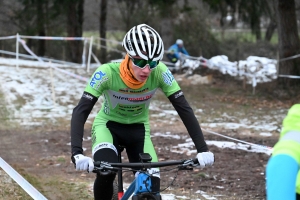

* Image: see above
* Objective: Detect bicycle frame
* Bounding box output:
[117,151,161,200]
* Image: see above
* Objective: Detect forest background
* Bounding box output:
[0,0,300,92]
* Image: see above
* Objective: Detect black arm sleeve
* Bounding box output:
[168,90,208,153]
[71,92,98,156]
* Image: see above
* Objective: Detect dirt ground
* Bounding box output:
[0,74,298,200]
[0,125,278,200]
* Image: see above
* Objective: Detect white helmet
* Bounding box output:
[176,39,183,45]
[122,24,164,61]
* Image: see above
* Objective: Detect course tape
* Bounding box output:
[18,38,43,62]
[278,75,300,79]
[0,157,48,200]
[1,33,298,80]
[278,54,300,62]
[152,106,273,153]
[19,35,86,41]
[202,128,273,151]
[50,65,89,82]
[17,36,89,82]
[0,35,16,40]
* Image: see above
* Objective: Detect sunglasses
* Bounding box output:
[130,57,159,70]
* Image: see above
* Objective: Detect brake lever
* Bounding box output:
[183,159,195,166]
[178,166,194,171]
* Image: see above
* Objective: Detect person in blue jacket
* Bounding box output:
[266,104,300,200]
[166,39,189,63]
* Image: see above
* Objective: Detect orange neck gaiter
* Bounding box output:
[120,54,146,89]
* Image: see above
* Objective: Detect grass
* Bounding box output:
[0,90,12,129]
[0,166,93,200]
[212,29,279,45]
[83,30,124,41]
[0,169,32,200]
[42,178,93,200]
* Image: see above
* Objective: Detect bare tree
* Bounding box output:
[99,0,107,63]
[265,0,277,41]
[276,0,300,87]
[36,0,46,56]
[65,0,84,63]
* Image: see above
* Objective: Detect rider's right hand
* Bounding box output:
[73,154,94,172]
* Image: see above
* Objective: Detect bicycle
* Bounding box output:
[93,151,200,200]
[165,53,210,76]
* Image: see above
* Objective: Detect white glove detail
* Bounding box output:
[197,152,214,168]
[74,154,94,172]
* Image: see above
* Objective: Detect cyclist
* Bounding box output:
[70,24,214,200]
[166,39,189,63]
[266,104,300,200]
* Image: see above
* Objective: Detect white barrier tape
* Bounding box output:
[50,65,89,82]
[279,54,300,62]
[0,50,81,67]
[202,128,273,151]
[0,33,298,64]
[278,74,300,79]
[152,106,273,152]
[12,38,89,82]
[15,37,88,82]
[0,35,16,40]
[20,35,86,41]
[18,38,44,63]
[91,52,101,66]
[0,157,48,200]
[0,33,296,81]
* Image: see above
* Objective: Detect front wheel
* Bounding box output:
[132,193,162,200]
[112,180,118,200]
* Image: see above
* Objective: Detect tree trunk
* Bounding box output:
[218,1,227,41]
[37,0,46,56]
[99,0,107,63]
[265,21,276,42]
[276,0,300,87]
[265,0,277,42]
[66,0,84,63]
[249,2,261,41]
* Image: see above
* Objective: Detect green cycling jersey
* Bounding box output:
[84,61,180,124]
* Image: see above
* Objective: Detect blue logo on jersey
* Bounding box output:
[162,70,174,86]
[90,71,106,88]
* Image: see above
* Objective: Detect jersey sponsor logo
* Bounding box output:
[162,70,174,86]
[95,77,108,90]
[103,94,110,115]
[119,104,141,109]
[89,71,108,88]
[116,111,127,116]
[113,94,153,102]
[92,142,118,156]
[107,89,157,109]
[118,104,143,113]
[133,111,143,116]
[119,87,149,94]
[82,93,94,101]
[174,91,183,99]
